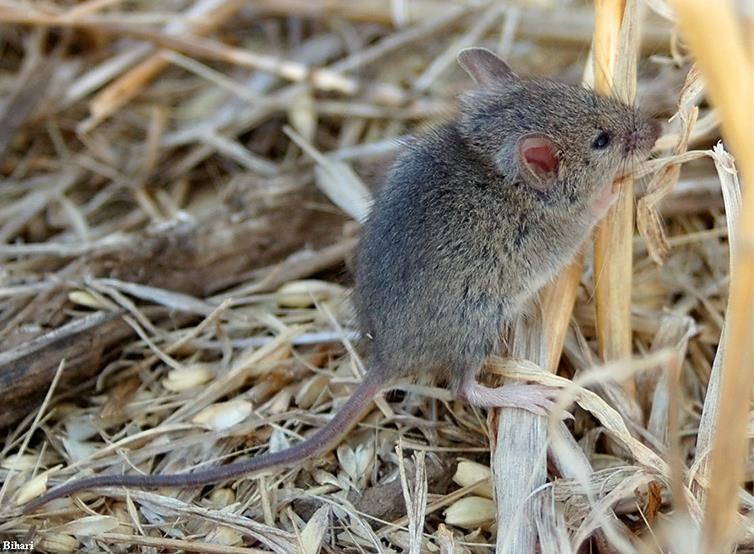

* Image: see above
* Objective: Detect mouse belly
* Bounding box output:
[359,279,512,386]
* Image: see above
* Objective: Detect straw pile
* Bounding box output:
[0,0,751,552]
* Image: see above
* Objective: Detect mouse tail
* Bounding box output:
[23,375,382,513]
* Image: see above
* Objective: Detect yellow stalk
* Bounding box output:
[593,0,637,396]
[670,0,754,550]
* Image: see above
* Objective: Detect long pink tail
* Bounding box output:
[23,377,381,513]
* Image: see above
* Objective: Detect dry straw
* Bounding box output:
[593,0,639,397]
[0,0,750,552]
[671,0,754,551]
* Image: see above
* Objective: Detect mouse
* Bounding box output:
[21,47,660,513]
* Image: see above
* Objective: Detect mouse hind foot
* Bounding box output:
[458,380,566,417]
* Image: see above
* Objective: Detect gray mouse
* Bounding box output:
[22,47,660,513]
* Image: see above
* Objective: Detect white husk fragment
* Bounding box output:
[68,290,108,309]
[162,363,214,391]
[206,525,244,546]
[276,279,347,308]
[35,533,80,554]
[299,505,331,554]
[444,496,496,529]
[15,473,48,505]
[207,487,236,507]
[58,515,122,537]
[191,400,253,430]
[452,460,493,499]
[2,454,39,471]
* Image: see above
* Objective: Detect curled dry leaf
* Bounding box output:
[637,66,704,264]
[191,399,252,431]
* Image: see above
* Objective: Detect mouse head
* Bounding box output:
[456,47,660,218]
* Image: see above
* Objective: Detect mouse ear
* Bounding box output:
[517,133,559,190]
[457,47,519,88]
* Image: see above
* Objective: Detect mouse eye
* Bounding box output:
[592,130,611,149]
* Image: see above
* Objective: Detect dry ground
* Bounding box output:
[0,1,751,552]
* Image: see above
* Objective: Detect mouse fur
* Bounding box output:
[354,47,660,393]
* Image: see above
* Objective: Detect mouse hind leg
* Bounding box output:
[458,379,557,416]
[454,367,561,417]
[446,304,564,417]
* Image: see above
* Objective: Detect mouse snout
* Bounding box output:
[625,119,661,154]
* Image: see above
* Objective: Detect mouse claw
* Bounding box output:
[518,384,573,420]
[458,381,571,419]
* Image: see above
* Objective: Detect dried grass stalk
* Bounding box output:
[670,1,754,550]
[0,0,745,551]
[593,0,640,397]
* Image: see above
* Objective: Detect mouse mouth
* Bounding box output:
[615,156,649,179]
[624,134,656,157]
[590,180,619,218]
[613,149,653,179]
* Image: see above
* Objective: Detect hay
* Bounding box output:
[0,0,749,552]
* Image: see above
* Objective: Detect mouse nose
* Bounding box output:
[626,119,661,153]
[626,130,642,152]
